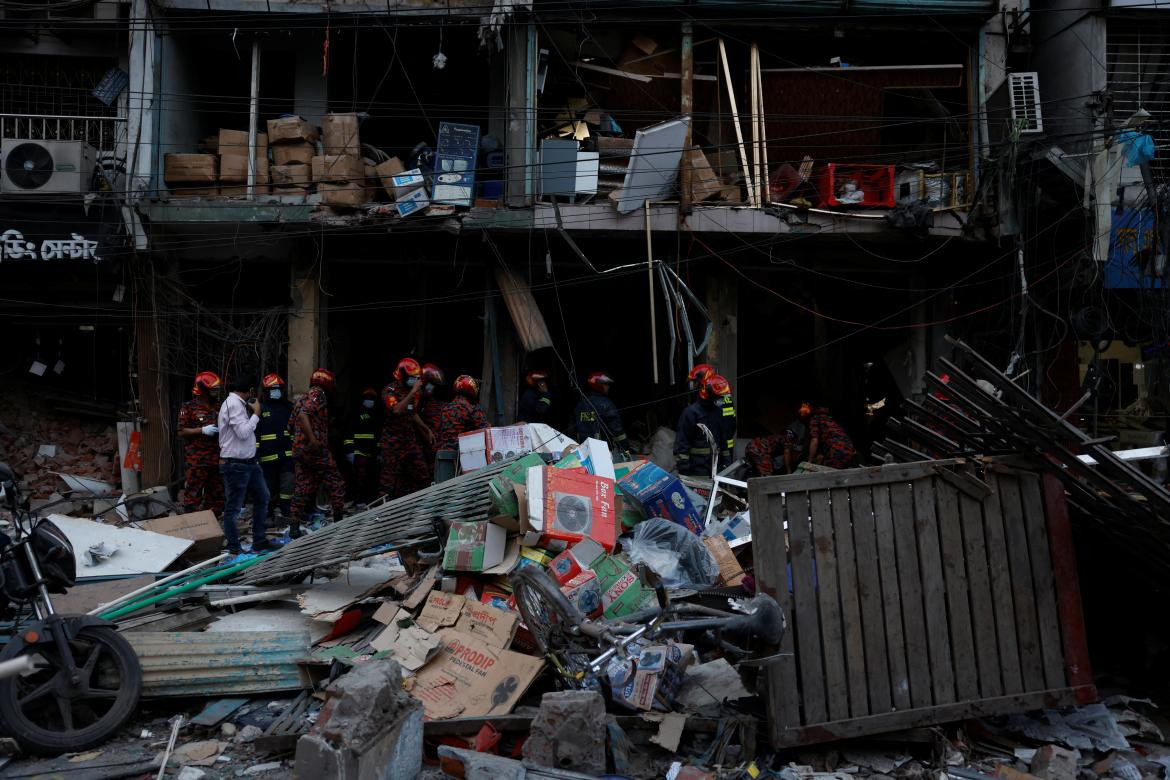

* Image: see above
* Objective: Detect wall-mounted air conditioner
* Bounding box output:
[1,139,97,194]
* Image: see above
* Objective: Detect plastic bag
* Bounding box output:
[623,517,719,588]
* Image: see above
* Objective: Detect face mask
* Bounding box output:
[362,399,375,409]
[269,389,282,400]
[714,398,724,408]
[425,383,434,394]
[406,376,418,388]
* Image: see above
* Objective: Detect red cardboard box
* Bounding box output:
[548,537,607,585]
[525,467,618,552]
[560,570,603,619]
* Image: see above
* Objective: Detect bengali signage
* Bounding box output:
[0,229,100,263]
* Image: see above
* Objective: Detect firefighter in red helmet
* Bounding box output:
[518,370,553,425]
[177,371,224,515]
[572,371,627,452]
[433,375,490,482]
[256,372,294,521]
[379,357,430,499]
[675,374,735,476]
[289,368,346,537]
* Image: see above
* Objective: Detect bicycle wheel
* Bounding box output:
[510,566,584,656]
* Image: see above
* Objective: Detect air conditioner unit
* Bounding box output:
[0,139,97,194]
[1008,72,1044,134]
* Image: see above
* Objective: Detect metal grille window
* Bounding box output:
[1008,72,1044,133]
[1108,19,1170,180]
[0,54,122,151]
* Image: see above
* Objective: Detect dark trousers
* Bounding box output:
[220,460,270,552]
[261,459,293,517]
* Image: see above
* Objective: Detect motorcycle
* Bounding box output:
[0,462,141,755]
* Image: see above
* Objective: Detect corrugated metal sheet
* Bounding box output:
[566,0,994,11]
[128,631,312,698]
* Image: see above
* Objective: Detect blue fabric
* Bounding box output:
[1117,129,1156,167]
[220,461,270,552]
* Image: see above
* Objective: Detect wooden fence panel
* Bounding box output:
[751,462,1095,748]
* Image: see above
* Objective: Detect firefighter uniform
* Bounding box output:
[379,381,430,500]
[344,407,380,504]
[257,397,293,518]
[177,400,224,514]
[518,387,552,424]
[573,393,627,451]
[674,400,733,477]
[418,394,442,481]
[289,385,345,534]
[436,395,489,452]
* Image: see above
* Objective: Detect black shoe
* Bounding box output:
[253,538,287,552]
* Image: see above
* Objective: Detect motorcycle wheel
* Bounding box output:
[0,624,142,756]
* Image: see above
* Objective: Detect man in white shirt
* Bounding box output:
[218,373,283,554]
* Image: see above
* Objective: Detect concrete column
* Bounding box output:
[505,22,537,207]
[704,272,738,391]
[289,267,322,396]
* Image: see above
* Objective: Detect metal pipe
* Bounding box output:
[87,553,228,616]
[100,554,269,621]
[210,588,295,607]
[247,38,261,200]
[645,201,659,384]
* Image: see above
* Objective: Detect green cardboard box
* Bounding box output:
[443,521,507,572]
[488,452,546,517]
[590,554,652,619]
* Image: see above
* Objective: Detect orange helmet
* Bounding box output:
[688,363,715,387]
[421,363,445,385]
[453,375,479,400]
[192,371,222,398]
[395,357,422,383]
[310,368,336,392]
[586,371,613,394]
[361,386,379,401]
[261,372,285,389]
[700,373,731,402]
[798,402,813,420]
[526,370,548,388]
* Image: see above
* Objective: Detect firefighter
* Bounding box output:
[688,362,736,444]
[379,357,430,499]
[572,371,628,453]
[344,387,381,505]
[801,402,857,469]
[289,368,346,537]
[675,374,734,477]
[256,373,293,521]
[177,371,225,515]
[517,370,553,424]
[417,363,445,479]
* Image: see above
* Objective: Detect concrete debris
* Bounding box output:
[1029,746,1080,780]
[522,690,607,775]
[235,725,263,744]
[176,767,206,780]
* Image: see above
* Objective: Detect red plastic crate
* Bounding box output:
[816,163,896,208]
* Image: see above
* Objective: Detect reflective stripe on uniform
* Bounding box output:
[722,407,735,417]
[727,439,736,449]
[343,438,355,446]
[354,433,375,440]
[689,447,711,455]
[260,433,278,441]
[260,453,280,463]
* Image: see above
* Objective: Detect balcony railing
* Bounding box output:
[0,113,124,153]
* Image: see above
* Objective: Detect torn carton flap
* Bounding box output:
[410,628,544,721]
[368,609,442,672]
[296,567,396,623]
[416,591,466,633]
[454,599,518,650]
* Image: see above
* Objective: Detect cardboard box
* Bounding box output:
[168,185,219,199]
[219,184,271,197]
[687,147,721,203]
[442,521,507,572]
[321,112,360,156]
[560,570,603,619]
[375,157,406,192]
[525,466,618,552]
[315,153,364,183]
[591,553,652,619]
[391,168,427,198]
[164,154,217,183]
[140,510,224,561]
[618,462,704,535]
[488,452,546,516]
[319,181,365,207]
[457,425,530,472]
[548,537,606,584]
[395,187,430,218]
[271,163,311,188]
[410,629,543,720]
[517,546,554,570]
[607,640,694,711]
[219,154,270,184]
[217,129,268,156]
[266,115,318,144]
[364,163,384,200]
[456,599,518,649]
[703,535,745,586]
[272,141,316,166]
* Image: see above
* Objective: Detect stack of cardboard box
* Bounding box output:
[267,115,318,195]
[217,129,269,197]
[315,113,366,207]
[163,153,218,199]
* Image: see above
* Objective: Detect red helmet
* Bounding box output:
[421,363,445,385]
[688,363,715,386]
[586,371,613,394]
[261,372,285,389]
[526,370,548,388]
[310,368,336,392]
[700,373,731,402]
[361,386,378,400]
[453,375,479,400]
[192,371,222,398]
[395,357,422,383]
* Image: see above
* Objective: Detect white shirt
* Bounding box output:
[218,392,260,460]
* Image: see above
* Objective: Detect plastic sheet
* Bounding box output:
[623,517,718,588]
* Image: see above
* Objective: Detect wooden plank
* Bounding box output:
[871,484,910,711]
[911,478,955,705]
[787,491,827,725]
[746,484,800,745]
[831,486,868,718]
[810,489,849,722]
[850,485,892,715]
[983,472,1024,694]
[773,685,1088,748]
[958,491,1002,698]
[753,460,959,496]
[718,38,757,208]
[1018,472,1067,690]
[997,473,1046,692]
[1041,473,1096,703]
[934,481,979,701]
[890,481,931,708]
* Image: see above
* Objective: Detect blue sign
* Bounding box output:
[432,122,480,207]
[1106,208,1167,289]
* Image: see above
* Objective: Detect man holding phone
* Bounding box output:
[217,372,281,554]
